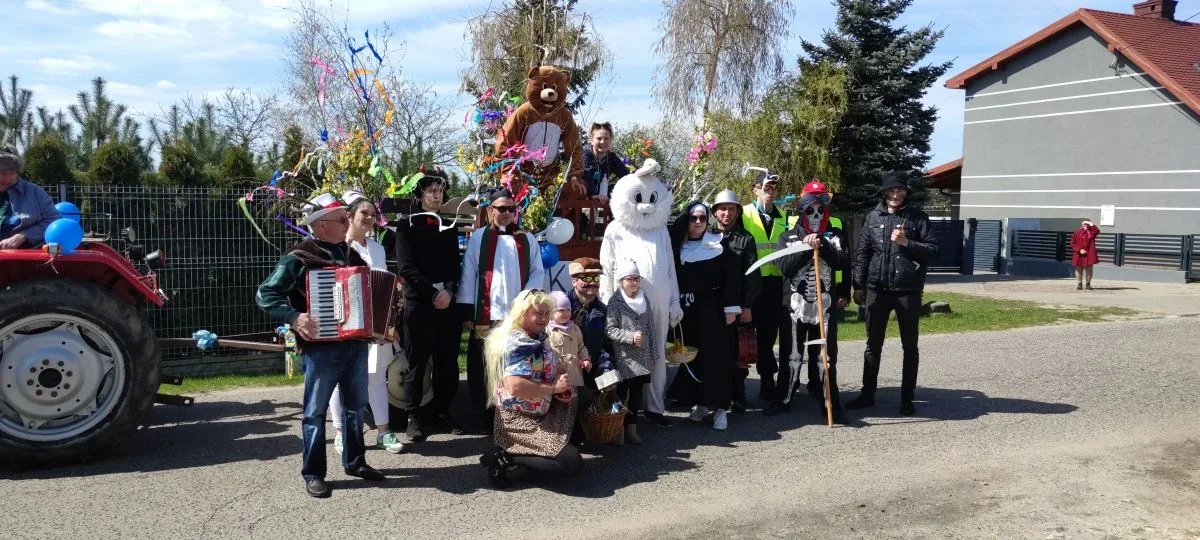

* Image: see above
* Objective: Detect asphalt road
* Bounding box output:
[5,317,1199,539]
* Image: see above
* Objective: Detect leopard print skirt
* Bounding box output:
[493,398,578,458]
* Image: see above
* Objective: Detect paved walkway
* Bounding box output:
[926,273,1200,317]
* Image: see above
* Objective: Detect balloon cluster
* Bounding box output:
[44,202,83,254]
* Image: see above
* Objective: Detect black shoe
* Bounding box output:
[806,381,822,399]
[345,464,386,482]
[1076,283,1083,290]
[763,401,790,416]
[758,378,777,401]
[1085,283,1093,291]
[845,395,875,410]
[822,405,846,424]
[480,448,515,488]
[900,401,916,416]
[305,478,331,498]
[405,416,426,443]
[646,412,672,428]
[731,402,746,415]
[436,413,466,436]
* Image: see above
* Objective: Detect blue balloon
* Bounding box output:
[45,218,84,254]
[540,243,560,268]
[54,202,81,222]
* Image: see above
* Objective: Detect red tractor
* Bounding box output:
[0,231,171,467]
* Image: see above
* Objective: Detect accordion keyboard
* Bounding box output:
[307,269,341,340]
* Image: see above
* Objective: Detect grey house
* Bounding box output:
[938,0,1200,282]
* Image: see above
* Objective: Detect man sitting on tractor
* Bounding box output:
[0,149,60,249]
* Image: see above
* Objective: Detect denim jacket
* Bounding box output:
[2,179,60,247]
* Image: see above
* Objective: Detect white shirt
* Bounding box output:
[348,235,389,373]
[456,229,547,323]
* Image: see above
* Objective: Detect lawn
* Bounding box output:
[159,292,1134,395]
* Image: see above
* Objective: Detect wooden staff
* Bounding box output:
[812,243,834,428]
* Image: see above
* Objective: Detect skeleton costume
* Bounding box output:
[772,183,850,418]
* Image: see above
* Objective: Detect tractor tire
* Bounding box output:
[0,278,160,468]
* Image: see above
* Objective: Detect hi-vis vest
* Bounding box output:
[787,214,843,284]
[743,203,789,277]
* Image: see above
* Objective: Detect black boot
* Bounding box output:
[405,415,426,443]
[759,377,777,402]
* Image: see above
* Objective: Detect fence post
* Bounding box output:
[1055,232,1066,262]
[1114,233,1125,267]
[1181,234,1194,272]
[962,218,977,275]
[58,183,68,203]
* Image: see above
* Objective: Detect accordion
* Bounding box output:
[305,266,399,342]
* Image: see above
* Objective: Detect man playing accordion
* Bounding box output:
[256,192,387,498]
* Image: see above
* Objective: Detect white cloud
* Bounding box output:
[24,0,77,15]
[27,56,116,75]
[106,81,148,97]
[154,80,176,89]
[71,0,234,21]
[185,41,278,61]
[95,19,183,40]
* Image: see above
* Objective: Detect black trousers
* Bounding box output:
[512,443,582,477]
[861,289,922,403]
[778,308,841,407]
[466,329,489,412]
[752,277,791,381]
[620,374,652,425]
[729,325,749,405]
[401,304,462,419]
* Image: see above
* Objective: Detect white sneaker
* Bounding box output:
[713,409,728,431]
[689,405,709,422]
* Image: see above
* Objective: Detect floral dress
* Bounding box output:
[493,331,578,457]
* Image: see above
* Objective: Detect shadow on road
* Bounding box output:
[842,386,1077,425]
[3,399,302,479]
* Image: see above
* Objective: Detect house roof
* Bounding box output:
[924,158,963,191]
[945,8,1200,117]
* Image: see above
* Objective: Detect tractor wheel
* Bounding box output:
[0,279,160,467]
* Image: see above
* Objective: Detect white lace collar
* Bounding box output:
[679,232,724,264]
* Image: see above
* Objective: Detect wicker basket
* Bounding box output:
[665,325,698,366]
[581,410,627,443]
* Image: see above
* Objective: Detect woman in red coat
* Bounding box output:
[1070,220,1100,290]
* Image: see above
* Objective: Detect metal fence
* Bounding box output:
[1011,229,1196,275]
[58,184,296,375]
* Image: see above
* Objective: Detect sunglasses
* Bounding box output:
[804,205,826,216]
[590,122,612,132]
[690,215,708,223]
[492,205,518,214]
[574,275,599,284]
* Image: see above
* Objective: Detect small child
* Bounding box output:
[546,291,593,403]
[605,260,657,445]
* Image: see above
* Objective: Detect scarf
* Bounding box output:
[473,224,532,325]
[622,288,647,315]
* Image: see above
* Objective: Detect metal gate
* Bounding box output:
[973,219,1002,272]
[929,219,965,272]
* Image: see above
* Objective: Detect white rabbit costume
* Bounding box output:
[600,159,683,416]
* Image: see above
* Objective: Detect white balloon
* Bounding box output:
[544,217,575,245]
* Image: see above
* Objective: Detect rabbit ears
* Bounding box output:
[633,159,661,179]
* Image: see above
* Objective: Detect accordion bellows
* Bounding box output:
[306,267,398,342]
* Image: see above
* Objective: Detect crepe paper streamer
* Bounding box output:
[277,214,312,238]
[320,129,329,143]
[364,30,383,63]
[780,194,797,204]
[192,330,219,351]
[374,80,395,125]
[268,169,282,187]
[236,196,280,249]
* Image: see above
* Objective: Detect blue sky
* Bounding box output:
[1,0,1177,167]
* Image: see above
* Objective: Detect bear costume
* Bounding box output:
[495,66,588,201]
[600,159,683,422]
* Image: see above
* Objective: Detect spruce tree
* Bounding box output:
[22,132,75,185]
[800,0,951,211]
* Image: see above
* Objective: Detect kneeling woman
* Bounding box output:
[479,290,581,486]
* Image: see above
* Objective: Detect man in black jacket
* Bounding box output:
[710,189,760,414]
[771,181,850,421]
[393,167,464,442]
[847,172,939,416]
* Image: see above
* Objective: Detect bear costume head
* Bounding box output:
[609,159,673,232]
[525,66,571,114]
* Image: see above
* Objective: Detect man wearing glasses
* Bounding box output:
[257,192,387,498]
[565,257,616,388]
[741,171,790,404]
[457,186,547,424]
